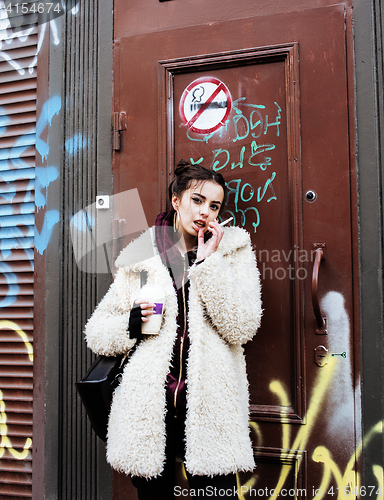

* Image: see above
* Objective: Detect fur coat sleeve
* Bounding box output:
[188,227,262,344]
[84,267,139,356]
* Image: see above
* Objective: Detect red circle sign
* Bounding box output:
[179,77,232,134]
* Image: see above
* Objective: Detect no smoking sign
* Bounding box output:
[179,77,232,134]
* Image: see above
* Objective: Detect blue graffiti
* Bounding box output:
[210,142,275,173]
[0,164,34,182]
[71,210,95,233]
[257,172,277,203]
[231,98,281,139]
[186,97,281,232]
[212,149,230,171]
[34,210,60,255]
[0,106,11,131]
[33,95,63,253]
[190,157,204,165]
[65,133,87,155]
[0,132,35,174]
[0,94,64,279]
[0,262,19,308]
[0,112,36,263]
[186,128,214,143]
[264,102,281,137]
[35,166,59,212]
[35,95,62,161]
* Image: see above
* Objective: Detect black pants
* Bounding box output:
[132,412,238,500]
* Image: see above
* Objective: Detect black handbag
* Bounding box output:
[76,271,146,441]
[76,353,131,441]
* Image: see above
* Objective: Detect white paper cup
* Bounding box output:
[136,284,165,335]
[141,300,164,335]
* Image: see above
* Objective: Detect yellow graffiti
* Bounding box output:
[268,356,339,499]
[0,320,33,361]
[312,446,357,500]
[250,420,263,448]
[237,473,257,500]
[361,421,383,450]
[0,320,33,460]
[0,390,32,460]
[269,380,291,454]
[372,466,383,500]
[242,363,384,500]
[177,356,383,499]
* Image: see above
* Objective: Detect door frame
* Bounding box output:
[112,2,362,496]
[353,0,384,489]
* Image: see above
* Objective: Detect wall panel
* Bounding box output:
[0,7,37,500]
[58,1,114,498]
[354,0,384,488]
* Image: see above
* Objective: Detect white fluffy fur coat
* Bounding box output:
[84,225,262,478]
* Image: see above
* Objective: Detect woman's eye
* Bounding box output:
[211,205,219,211]
[192,197,201,204]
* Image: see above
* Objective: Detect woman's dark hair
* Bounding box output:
[169,159,227,212]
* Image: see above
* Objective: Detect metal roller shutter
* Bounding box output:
[0,6,37,499]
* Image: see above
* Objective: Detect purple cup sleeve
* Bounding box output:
[153,302,163,314]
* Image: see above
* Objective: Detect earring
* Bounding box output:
[173,210,179,233]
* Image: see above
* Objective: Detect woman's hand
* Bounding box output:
[132,299,155,323]
[128,299,155,341]
[196,220,224,263]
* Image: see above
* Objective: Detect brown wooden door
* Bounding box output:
[112,2,359,499]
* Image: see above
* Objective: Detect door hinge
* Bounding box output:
[113,111,127,151]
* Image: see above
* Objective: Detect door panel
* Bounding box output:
[113,3,358,499]
[162,45,303,423]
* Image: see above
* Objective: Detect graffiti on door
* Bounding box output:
[174,292,377,500]
[186,97,280,233]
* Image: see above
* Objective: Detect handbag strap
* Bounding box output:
[140,270,148,288]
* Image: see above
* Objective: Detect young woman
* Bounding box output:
[84,161,262,499]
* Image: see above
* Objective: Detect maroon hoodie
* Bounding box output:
[155,211,196,417]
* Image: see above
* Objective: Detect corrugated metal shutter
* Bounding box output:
[0,5,37,499]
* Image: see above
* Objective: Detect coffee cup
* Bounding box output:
[136,283,165,335]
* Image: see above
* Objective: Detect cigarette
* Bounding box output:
[220,217,233,226]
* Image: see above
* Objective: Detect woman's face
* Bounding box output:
[172,181,225,244]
